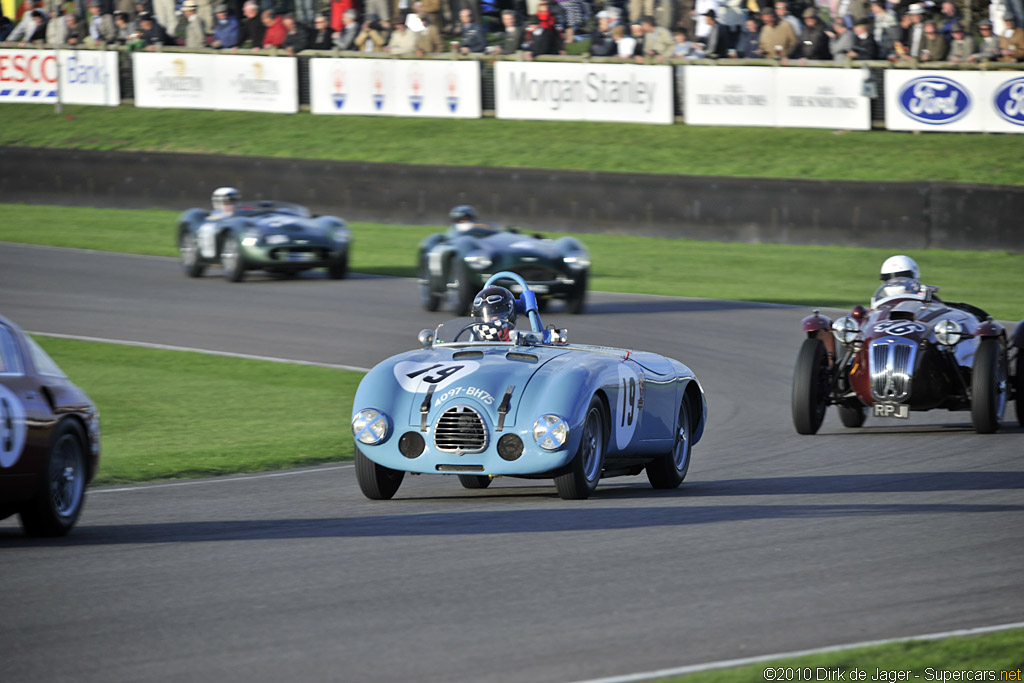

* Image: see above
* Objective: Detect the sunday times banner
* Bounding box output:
[0,49,119,106]
[684,65,774,126]
[133,52,297,113]
[494,61,672,124]
[309,58,481,118]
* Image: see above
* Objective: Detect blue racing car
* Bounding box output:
[351,273,708,500]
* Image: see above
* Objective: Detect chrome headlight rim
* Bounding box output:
[832,316,860,345]
[464,250,493,271]
[934,319,964,347]
[332,229,350,244]
[264,233,289,246]
[352,408,390,445]
[242,230,264,247]
[533,414,568,451]
[563,251,591,271]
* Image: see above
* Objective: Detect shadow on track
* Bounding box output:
[579,299,788,316]
[678,470,1024,496]
[3,498,1022,546]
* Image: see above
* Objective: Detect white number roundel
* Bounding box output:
[0,385,27,468]
[394,360,480,392]
[872,321,927,336]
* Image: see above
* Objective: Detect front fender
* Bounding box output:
[1013,319,1024,350]
[974,319,1005,339]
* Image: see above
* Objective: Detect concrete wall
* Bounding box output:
[1,146,1020,251]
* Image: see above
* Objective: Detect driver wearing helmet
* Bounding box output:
[449,204,479,232]
[471,285,518,341]
[873,254,991,320]
[211,187,240,217]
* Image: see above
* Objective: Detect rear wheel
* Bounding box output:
[792,337,830,435]
[971,338,1009,434]
[20,421,87,537]
[179,232,205,278]
[565,270,588,315]
[354,447,405,500]
[420,256,441,312]
[457,475,492,489]
[220,234,245,282]
[554,396,605,500]
[645,393,692,489]
[838,403,867,428]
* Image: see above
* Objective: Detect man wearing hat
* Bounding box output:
[846,17,878,58]
[180,0,206,47]
[690,0,719,43]
[588,10,616,55]
[86,0,116,43]
[701,8,725,58]
[758,5,796,58]
[998,13,1024,60]
[795,7,830,59]
[210,2,239,47]
[969,19,999,61]
[138,10,174,46]
[902,2,926,57]
[946,21,974,61]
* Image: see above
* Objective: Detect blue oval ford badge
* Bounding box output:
[992,76,1024,126]
[897,75,971,124]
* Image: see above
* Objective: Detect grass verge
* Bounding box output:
[34,336,361,485]
[661,627,1024,683]
[2,103,1023,185]
[3,203,1022,321]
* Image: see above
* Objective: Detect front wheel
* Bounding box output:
[453,261,475,317]
[220,234,245,282]
[645,393,692,489]
[19,421,87,537]
[554,396,605,500]
[792,337,830,435]
[457,475,492,489]
[327,254,348,280]
[179,232,205,278]
[420,256,441,312]
[565,270,587,315]
[1014,347,1024,428]
[971,338,1009,434]
[354,447,405,500]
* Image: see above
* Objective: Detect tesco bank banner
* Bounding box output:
[0,49,118,106]
[133,52,297,113]
[885,70,1024,133]
[684,65,870,130]
[309,58,481,118]
[494,61,672,125]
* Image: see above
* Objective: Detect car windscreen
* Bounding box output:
[872,277,925,306]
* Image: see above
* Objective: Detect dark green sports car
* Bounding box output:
[177,198,351,282]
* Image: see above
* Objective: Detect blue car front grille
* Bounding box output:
[434,405,488,454]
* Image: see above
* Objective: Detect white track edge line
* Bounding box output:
[568,621,1024,683]
[92,464,355,493]
[29,331,370,373]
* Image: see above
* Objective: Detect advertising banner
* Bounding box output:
[59,49,120,106]
[0,49,57,103]
[133,52,297,113]
[309,58,481,118]
[884,70,985,132]
[684,65,870,129]
[981,71,1024,134]
[494,61,672,124]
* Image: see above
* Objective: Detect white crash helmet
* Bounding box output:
[211,187,240,213]
[879,254,919,282]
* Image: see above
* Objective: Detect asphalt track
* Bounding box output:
[1,242,1022,683]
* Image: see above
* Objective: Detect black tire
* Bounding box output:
[327,254,348,280]
[838,404,867,428]
[792,337,830,435]
[453,260,475,317]
[535,297,549,313]
[19,421,87,537]
[1016,349,1024,428]
[554,396,605,500]
[179,231,205,278]
[220,233,245,282]
[565,270,587,315]
[971,338,1009,434]
[457,474,492,489]
[645,393,693,489]
[420,256,441,312]
[354,447,405,500]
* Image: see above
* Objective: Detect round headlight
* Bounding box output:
[242,231,262,247]
[352,409,389,445]
[563,251,590,270]
[934,319,963,347]
[265,233,289,246]
[464,250,492,270]
[533,414,568,450]
[832,317,860,345]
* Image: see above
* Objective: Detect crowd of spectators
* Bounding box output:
[1,0,1022,62]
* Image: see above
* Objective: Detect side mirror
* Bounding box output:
[418,329,434,348]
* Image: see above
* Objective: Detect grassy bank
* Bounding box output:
[3,203,1022,320]
[2,103,1023,184]
[35,336,361,485]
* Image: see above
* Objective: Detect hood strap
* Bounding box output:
[496,385,515,432]
[420,385,436,432]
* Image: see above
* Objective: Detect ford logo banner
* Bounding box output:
[993,76,1024,126]
[897,75,971,125]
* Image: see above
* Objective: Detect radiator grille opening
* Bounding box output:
[434,405,488,454]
